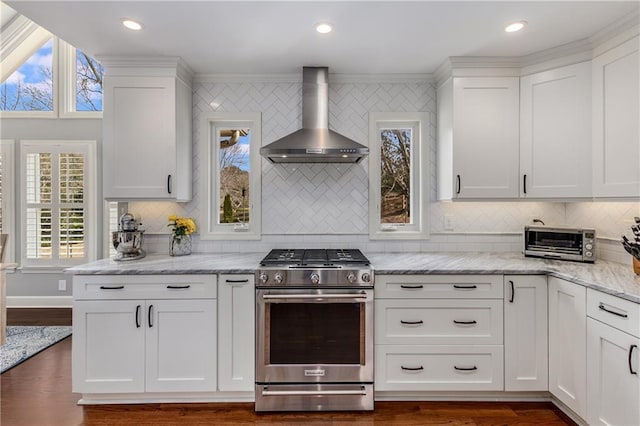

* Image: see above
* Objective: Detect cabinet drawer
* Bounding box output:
[375,345,504,391]
[375,299,503,345]
[587,289,639,338]
[73,275,217,300]
[376,275,503,299]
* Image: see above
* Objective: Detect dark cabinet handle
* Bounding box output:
[167,285,191,289]
[630,345,637,375]
[523,174,527,194]
[400,284,424,289]
[456,174,461,194]
[167,175,172,194]
[453,320,477,325]
[454,366,478,371]
[135,305,141,328]
[401,365,424,371]
[400,320,424,325]
[509,280,515,303]
[225,279,249,283]
[599,303,628,318]
[148,305,154,328]
[453,284,477,290]
[100,285,124,290]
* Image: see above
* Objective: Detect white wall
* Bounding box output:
[1,117,102,302]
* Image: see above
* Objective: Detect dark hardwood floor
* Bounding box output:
[2,308,576,426]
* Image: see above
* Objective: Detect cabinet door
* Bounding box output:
[453,77,520,198]
[217,274,255,391]
[520,62,592,198]
[145,299,217,392]
[103,76,176,199]
[72,300,145,393]
[592,36,640,198]
[504,275,548,391]
[587,318,640,426]
[548,277,586,417]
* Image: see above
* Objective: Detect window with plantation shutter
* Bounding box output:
[0,140,15,262]
[20,140,96,267]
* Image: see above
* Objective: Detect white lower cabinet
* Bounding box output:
[504,275,548,391]
[548,277,586,418]
[217,274,255,392]
[375,274,504,392]
[72,275,217,395]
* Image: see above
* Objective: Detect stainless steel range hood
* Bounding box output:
[260,67,369,164]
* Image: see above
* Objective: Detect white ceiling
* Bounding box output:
[4,1,639,75]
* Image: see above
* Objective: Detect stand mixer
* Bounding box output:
[112,213,145,261]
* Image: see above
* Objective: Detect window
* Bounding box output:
[0,140,15,261]
[200,113,261,240]
[75,49,104,112]
[369,112,429,239]
[20,140,96,267]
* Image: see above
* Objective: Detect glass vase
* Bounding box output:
[170,234,192,256]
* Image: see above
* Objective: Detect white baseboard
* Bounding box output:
[7,296,73,308]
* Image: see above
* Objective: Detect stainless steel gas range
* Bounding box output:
[255,249,374,412]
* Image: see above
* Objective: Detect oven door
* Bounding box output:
[256,288,373,384]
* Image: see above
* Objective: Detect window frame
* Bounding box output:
[19,140,97,269]
[368,112,430,240]
[199,112,262,240]
[0,139,15,262]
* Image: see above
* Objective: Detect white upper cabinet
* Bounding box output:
[592,36,640,198]
[101,59,193,201]
[520,62,592,198]
[438,77,520,199]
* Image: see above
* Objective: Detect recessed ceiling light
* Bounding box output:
[121,18,143,31]
[504,21,527,33]
[315,23,332,34]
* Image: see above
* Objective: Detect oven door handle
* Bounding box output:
[262,294,369,301]
[261,388,367,396]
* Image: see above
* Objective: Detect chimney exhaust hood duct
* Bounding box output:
[260,67,369,164]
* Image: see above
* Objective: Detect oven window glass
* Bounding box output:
[527,231,582,252]
[267,302,364,365]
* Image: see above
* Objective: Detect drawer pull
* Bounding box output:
[454,365,478,371]
[599,303,628,318]
[100,285,124,290]
[453,284,477,290]
[400,320,424,325]
[400,284,424,289]
[453,320,477,325]
[401,365,424,371]
[630,345,638,375]
[167,285,191,289]
[135,305,141,328]
[225,279,249,283]
[148,305,154,328]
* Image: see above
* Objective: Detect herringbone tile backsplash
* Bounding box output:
[129,77,640,261]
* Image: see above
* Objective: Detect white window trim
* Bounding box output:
[59,40,102,119]
[19,140,97,269]
[0,139,15,262]
[369,112,430,240]
[199,112,262,240]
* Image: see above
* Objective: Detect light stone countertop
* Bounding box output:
[66,251,640,304]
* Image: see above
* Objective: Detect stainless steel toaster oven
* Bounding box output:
[524,226,596,263]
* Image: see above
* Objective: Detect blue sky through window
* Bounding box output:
[0,38,54,111]
[76,49,103,111]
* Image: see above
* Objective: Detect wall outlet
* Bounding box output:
[58,279,67,291]
[444,214,454,231]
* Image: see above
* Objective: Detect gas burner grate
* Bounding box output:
[260,249,369,267]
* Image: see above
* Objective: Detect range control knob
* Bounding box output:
[310,273,320,285]
[347,273,356,283]
[361,272,371,283]
[586,252,593,257]
[259,273,269,284]
[274,272,284,284]
[585,244,593,250]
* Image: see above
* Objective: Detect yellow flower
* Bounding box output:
[168,214,178,221]
[168,215,196,237]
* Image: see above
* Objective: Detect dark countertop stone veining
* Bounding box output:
[66,251,640,304]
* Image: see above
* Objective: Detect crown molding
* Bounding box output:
[96,56,195,83]
[590,12,639,57]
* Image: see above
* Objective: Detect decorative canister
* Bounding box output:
[170,234,192,256]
